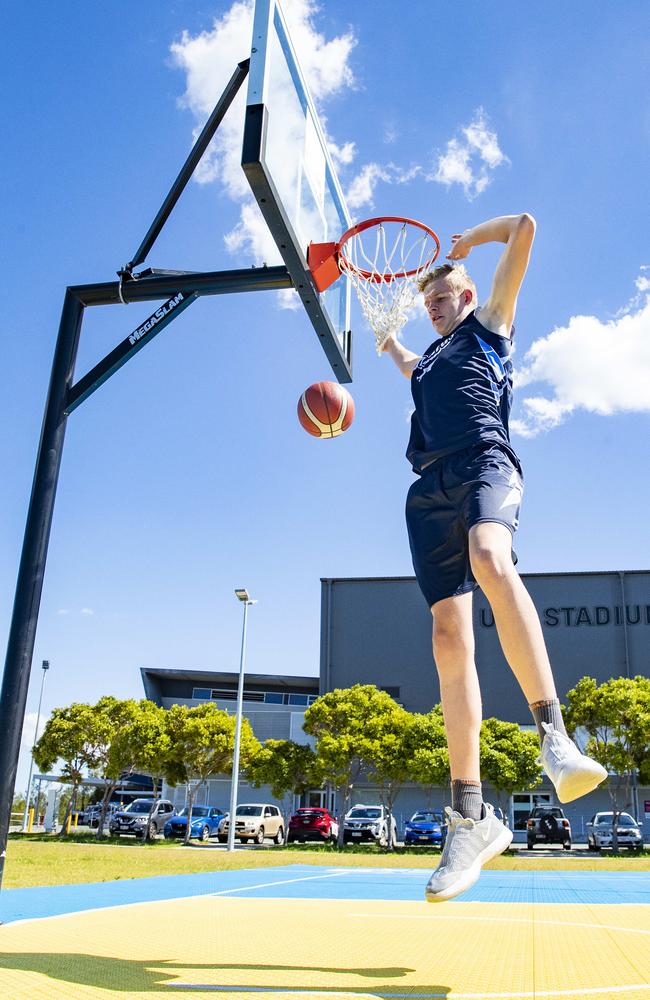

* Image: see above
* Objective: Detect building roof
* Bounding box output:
[321,569,648,583]
[140,667,318,702]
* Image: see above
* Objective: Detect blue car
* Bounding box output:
[404,810,446,846]
[164,806,226,842]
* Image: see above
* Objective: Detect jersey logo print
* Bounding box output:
[498,469,523,529]
[474,334,508,397]
[414,333,455,382]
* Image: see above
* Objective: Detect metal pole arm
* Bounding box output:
[124,59,250,274]
[72,265,292,308]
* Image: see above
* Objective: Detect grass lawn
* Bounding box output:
[5,833,649,889]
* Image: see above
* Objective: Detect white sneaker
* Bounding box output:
[540,722,608,803]
[424,804,512,903]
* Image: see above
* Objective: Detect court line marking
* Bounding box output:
[167,986,650,997]
[350,911,650,934]
[210,871,350,896]
[1,870,350,927]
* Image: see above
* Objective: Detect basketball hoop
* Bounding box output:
[309,216,440,354]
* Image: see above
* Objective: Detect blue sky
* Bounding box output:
[3,1,649,791]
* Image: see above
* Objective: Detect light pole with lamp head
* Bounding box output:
[22,659,50,831]
[227,589,256,851]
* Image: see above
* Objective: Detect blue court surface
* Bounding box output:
[1,864,649,924]
[1,864,650,998]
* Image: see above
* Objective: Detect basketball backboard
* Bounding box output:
[242,0,352,382]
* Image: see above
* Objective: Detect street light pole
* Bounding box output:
[22,660,50,831]
[227,590,256,852]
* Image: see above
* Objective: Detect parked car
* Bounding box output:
[164,806,226,842]
[586,812,644,851]
[109,798,175,839]
[343,805,397,847]
[404,810,445,846]
[82,803,119,827]
[526,806,572,849]
[81,804,102,826]
[492,806,509,827]
[287,807,338,843]
[217,804,285,845]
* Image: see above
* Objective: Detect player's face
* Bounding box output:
[423,278,470,336]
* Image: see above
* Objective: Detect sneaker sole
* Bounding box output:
[425,825,513,903]
[556,760,608,803]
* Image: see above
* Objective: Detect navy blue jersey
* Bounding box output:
[407,310,515,473]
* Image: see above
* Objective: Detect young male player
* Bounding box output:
[382,214,607,902]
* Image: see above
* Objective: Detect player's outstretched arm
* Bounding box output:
[382,336,421,378]
[448,214,536,335]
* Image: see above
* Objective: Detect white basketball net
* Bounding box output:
[339,221,439,354]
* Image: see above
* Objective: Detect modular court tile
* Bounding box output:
[0,865,648,998]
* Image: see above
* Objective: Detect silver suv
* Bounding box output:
[587,812,643,851]
[344,804,397,847]
[218,803,285,845]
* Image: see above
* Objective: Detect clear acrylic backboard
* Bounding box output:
[241,0,352,382]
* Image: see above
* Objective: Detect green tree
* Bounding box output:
[303,685,404,847]
[246,739,322,821]
[94,699,171,840]
[406,706,451,796]
[362,702,413,850]
[479,717,542,812]
[564,675,650,850]
[89,697,140,838]
[33,702,113,835]
[165,703,260,844]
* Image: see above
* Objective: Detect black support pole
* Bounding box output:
[125,59,250,273]
[73,264,292,308]
[0,290,84,892]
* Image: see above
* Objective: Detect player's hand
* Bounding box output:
[447,233,472,260]
[380,334,396,353]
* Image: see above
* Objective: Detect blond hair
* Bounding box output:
[417,263,477,302]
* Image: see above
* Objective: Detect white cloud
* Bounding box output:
[328,139,356,168]
[430,108,508,200]
[383,123,398,145]
[615,264,650,317]
[346,164,391,211]
[346,163,422,211]
[80,608,95,616]
[21,711,48,751]
[57,608,70,616]
[511,278,650,437]
[171,0,357,268]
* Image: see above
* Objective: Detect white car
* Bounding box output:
[586,812,643,851]
[218,804,285,845]
[343,804,397,847]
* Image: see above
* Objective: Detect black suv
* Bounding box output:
[527,806,572,849]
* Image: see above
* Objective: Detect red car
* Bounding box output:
[287,807,339,843]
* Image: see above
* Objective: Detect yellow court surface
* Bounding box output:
[1,892,649,999]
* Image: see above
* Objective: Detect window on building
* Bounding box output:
[192,688,212,700]
[264,692,284,704]
[243,691,265,702]
[512,792,553,831]
[212,689,237,700]
[288,694,308,706]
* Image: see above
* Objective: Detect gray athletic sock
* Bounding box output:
[451,779,483,821]
[530,698,567,742]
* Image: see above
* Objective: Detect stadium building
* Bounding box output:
[143,569,650,842]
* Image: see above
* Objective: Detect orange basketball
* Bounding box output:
[297,381,355,438]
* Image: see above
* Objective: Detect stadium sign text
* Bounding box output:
[480,604,650,628]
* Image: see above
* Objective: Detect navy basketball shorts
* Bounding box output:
[405,442,523,608]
